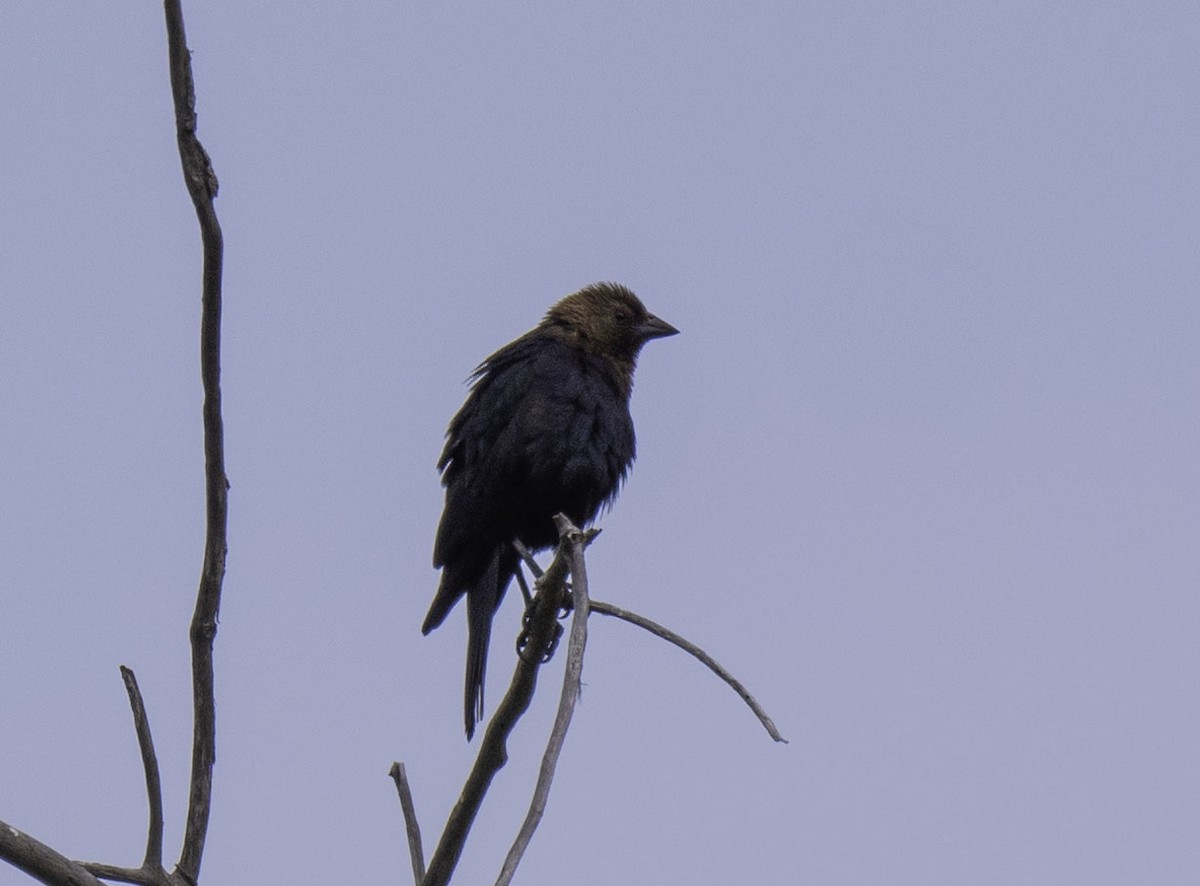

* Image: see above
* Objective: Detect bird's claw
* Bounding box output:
[557,585,574,618]
[516,618,564,663]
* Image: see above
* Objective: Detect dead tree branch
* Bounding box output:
[394,521,785,884]
[77,862,168,886]
[389,763,426,885]
[164,1,229,881]
[418,530,578,886]
[0,7,224,885]
[590,600,787,743]
[119,667,167,873]
[1,6,227,886]
[73,669,173,883]
[496,517,595,885]
[0,823,105,886]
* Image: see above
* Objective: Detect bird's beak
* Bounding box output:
[637,313,680,341]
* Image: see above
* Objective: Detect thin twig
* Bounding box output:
[119,666,166,872]
[388,763,426,885]
[497,517,595,885]
[511,539,543,579]
[163,2,229,882]
[421,540,573,886]
[513,561,533,609]
[75,672,173,883]
[590,600,788,743]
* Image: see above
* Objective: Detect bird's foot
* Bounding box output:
[516,580,574,663]
[516,615,564,663]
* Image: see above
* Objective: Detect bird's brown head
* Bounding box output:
[540,283,678,388]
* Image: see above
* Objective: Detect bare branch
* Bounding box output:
[162,2,228,882]
[118,667,166,872]
[388,763,426,885]
[513,565,533,609]
[511,540,543,579]
[420,538,574,886]
[497,517,594,885]
[78,861,169,886]
[74,678,173,883]
[0,821,105,886]
[590,600,788,744]
[1,9,230,886]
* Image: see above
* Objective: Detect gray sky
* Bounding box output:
[2,3,1197,884]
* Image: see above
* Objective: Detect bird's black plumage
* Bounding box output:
[423,282,678,738]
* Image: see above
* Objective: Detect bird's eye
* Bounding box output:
[614,309,630,323]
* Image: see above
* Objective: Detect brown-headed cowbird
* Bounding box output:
[423,282,678,738]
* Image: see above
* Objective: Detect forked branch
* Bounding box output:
[393,520,785,885]
[0,6,227,886]
[408,524,583,886]
[496,517,595,884]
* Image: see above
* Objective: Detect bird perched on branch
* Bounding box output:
[423,282,678,738]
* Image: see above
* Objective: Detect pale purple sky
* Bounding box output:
[2,3,1198,884]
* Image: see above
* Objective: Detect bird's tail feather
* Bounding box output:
[462,545,520,739]
[421,582,457,635]
[425,545,516,739]
[463,561,495,739]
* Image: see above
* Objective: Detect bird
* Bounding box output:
[423,281,678,738]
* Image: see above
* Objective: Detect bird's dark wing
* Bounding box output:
[431,337,549,571]
[433,337,633,569]
[428,337,633,618]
